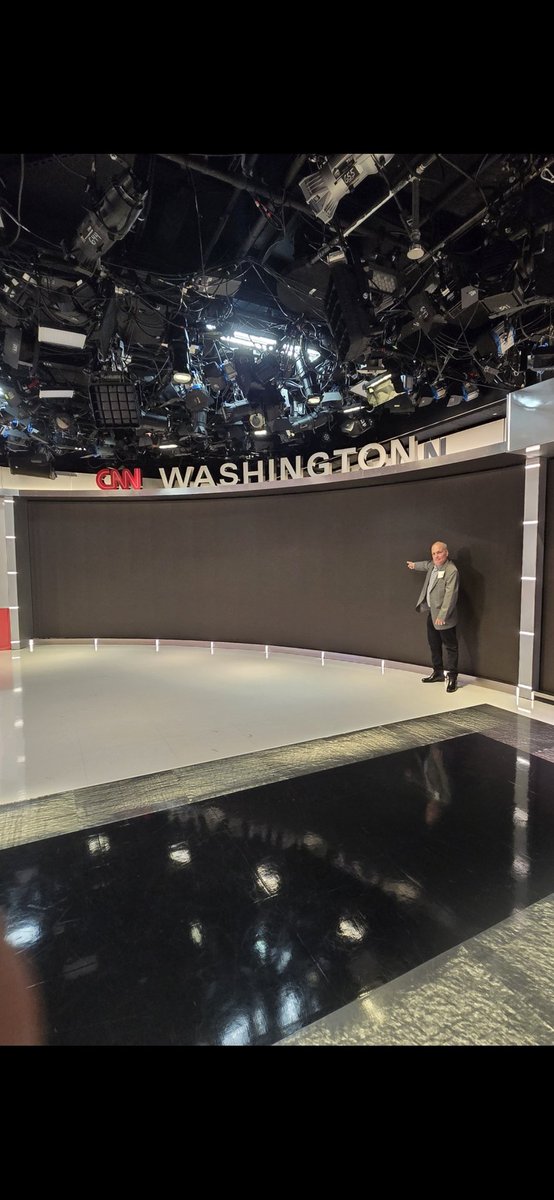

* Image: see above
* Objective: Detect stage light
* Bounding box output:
[365,373,404,408]
[368,266,397,293]
[406,177,425,260]
[340,412,374,436]
[407,237,425,261]
[140,411,168,431]
[416,384,447,408]
[38,326,87,349]
[446,384,479,407]
[171,338,193,384]
[39,388,75,400]
[222,331,277,351]
[90,376,142,428]
[185,381,211,411]
[288,410,329,434]
[299,153,394,224]
[221,397,252,423]
[70,169,147,268]
[389,392,415,414]
[304,370,322,406]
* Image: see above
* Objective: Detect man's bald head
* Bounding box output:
[431,542,449,566]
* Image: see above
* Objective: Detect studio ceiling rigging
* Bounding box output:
[1,151,553,478]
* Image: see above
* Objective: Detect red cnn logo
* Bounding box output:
[96,468,143,491]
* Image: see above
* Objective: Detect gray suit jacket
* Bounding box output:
[413,559,459,629]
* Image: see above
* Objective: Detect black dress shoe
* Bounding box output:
[446,674,458,693]
[422,671,444,683]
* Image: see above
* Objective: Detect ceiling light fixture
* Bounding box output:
[38,326,87,349]
[39,389,75,399]
[299,153,394,224]
[170,319,193,385]
[406,177,425,261]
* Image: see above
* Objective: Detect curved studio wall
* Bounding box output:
[17,461,525,684]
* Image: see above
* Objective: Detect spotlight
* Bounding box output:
[299,153,394,224]
[406,177,425,261]
[416,384,447,408]
[170,321,192,386]
[476,322,515,358]
[269,416,292,435]
[446,384,479,407]
[361,258,399,311]
[140,411,169,431]
[203,363,225,391]
[407,237,425,262]
[388,393,415,414]
[70,170,147,268]
[221,397,252,423]
[191,410,208,438]
[304,369,322,406]
[290,410,330,433]
[340,412,374,436]
[295,355,322,407]
[255,352,280,385]
[159,383,182,404]
[365,372,404,408]
[184,380,211,411]
[276,427,299,444]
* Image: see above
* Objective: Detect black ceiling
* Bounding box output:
[0,151,553,477]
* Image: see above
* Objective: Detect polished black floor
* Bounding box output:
[1,731,554,1045]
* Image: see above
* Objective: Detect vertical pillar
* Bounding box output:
[516,447,546,711]
[0,495,19,650]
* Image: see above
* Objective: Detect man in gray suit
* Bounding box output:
[406,541,460,693]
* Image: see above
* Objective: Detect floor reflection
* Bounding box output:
[1,732,553,1045]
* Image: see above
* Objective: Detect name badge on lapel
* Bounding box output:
[437,570,445,578]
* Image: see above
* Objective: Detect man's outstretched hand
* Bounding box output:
[406,561,415,570]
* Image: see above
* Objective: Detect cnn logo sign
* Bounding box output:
[96,468,143,491]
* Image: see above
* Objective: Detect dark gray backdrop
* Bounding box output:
[17,463,525,683]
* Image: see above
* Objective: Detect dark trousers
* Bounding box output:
[427,614,458,674]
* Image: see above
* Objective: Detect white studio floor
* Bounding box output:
[2,642,554,807]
